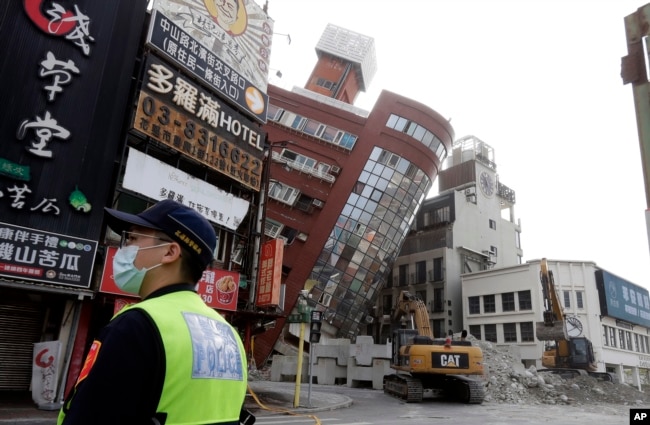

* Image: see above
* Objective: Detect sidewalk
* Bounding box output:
[0,381,353,424]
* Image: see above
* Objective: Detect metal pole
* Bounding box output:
[308,342,313,407]
[294,321,305,408]
[622,4,650,252]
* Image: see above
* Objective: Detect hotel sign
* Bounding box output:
[132,54,264,191]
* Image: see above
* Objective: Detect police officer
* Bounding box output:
[58,200,248,424]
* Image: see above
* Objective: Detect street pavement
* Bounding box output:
[0,381,352,424]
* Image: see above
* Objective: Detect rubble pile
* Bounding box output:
[475,336,650,408]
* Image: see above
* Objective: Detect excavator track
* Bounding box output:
[447,375,486,404]
[383,373,423,402]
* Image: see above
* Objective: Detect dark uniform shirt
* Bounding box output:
[60,284,189,424]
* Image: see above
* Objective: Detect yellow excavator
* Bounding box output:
[536,258,612,380]
[383,291,486,403]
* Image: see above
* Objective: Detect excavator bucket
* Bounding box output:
[536,320,566,341]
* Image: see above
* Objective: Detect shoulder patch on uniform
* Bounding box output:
[76,340,101,386]
[182,312,244,381]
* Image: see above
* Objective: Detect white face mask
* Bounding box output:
[112,244,167,295]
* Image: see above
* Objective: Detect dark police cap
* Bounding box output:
[104,199,216,270]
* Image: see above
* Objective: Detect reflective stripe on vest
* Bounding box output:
[135,291,247,424]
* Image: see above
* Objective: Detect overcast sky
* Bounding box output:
[263,0,650,288]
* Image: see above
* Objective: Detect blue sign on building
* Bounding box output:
[596,270,650,328]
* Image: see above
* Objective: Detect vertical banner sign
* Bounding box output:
[148,0,274,122]
[0,1,147,288]
[31,341,61,406]
[256,238,284,307]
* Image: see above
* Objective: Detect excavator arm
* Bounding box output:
[392,291,434,339]
[536,258,567,341]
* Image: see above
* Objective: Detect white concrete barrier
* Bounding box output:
[270,337,395,390]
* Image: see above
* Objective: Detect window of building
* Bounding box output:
[320,125,338,142]
[603,325,609,346]
[484,324,497,343]
[518,290,532,310]
[301,119,322,137]
[576,291,584,309]
[503,323,517,342]
[433,319,445,338]
[469,325,481,341]
[520,322,534,342]
[382,295,393,316]
[483,294,495,313]
[609,327,617,348]
[264,218,283,238]
[423,211,432,227]
[432,257,443,281]
[433,288,444,312]
[626,331,633,352]
[469,296,480,314]
[635,333,640,352]
[619,329,626,350]
[268,181,299,205]
[316,77,335,90]
[266,103,283,121]
[489,219,496,230]
[502,292,515,312]
[563,291,571,308]
[640,335,646,353]
[335,132,357,149]
[398,264,408,286]
[295,194,315,213]
[415,261,426,284]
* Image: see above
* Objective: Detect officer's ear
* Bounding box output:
[161,241,183,264]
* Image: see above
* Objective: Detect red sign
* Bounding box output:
[100,246,239,311]
[256,239,284,307]
[197,269,240,311]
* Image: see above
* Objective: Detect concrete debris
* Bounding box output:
[473,336,650,408]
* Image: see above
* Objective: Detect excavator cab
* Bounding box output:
[567,337,596,370]
[391,329,419,366]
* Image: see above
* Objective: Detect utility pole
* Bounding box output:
[622,3,650,253]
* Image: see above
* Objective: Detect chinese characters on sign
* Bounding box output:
[123,148,250,230]
[256,239,284,307]
[0,221,97,288]
[132,55,265,191]
[598,270,650,328]
[197,269,239,311]
[147,9,269,122]
[2,2,94,216]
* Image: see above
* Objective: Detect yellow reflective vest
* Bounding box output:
[137,290,248,424]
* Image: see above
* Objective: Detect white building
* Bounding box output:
[462,258,650,388]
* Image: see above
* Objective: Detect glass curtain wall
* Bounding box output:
[308,146,431,338]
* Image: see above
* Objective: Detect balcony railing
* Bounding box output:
[272,151,336,183]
